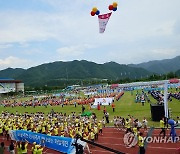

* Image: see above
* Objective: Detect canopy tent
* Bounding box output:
[169,78,179,83]
[81,111,92,117]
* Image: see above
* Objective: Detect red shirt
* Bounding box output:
[112,104,115,108]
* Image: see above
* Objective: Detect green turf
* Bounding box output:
[0,91,179,127]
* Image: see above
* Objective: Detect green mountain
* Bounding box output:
[175,69,180,76]
[129,56,180,74]
[0,68,25,79]
[0,60,151,87]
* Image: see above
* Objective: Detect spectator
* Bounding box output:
[105,112,109,124]
[142,117,148,132]
[8,141,15,154]
[111,103,115,112]
[74,102,77,108]
[97,103,100,110]
[103,106,106,114]
[159,117,166,137]
[138,132,145,154]
[82,105,85,113]
[0,142,5,154]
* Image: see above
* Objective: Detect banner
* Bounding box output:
[93,97,114,107]
[9,130,75,154]
[98,12,112,33]
[84,92,97,96]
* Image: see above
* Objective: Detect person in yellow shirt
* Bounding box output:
[90,129,95,148]
[47,131,52,136]
[125,118,131,134]
[0,126,3,136]
[30,123,34,131]
[41,126,46,134]
[47,123,51,132]
[59,124,64,132]
[83,133,89,140]
[133,125,138,136]
[16,142,21,154]
[90,129,95,142]
[54,127,59,136]
[60,131,65,137]
[88,122,91,130]
[69,128,74,138]
[23,125,27,131]
[36,145,44,154]
[20,142,28,154]
[94,125,98,141]
[12,124,16,131]
[32,142,38,154]
[159,117,166,137]
[138,132,145,154]
[98,121,103,135]
[83,133,92,154]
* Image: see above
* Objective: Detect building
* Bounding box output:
[0,78,24,94]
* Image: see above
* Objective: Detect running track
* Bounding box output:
[0,128,179,154]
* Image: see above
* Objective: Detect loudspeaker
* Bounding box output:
[150,104,165,121]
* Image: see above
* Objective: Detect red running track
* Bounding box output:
[86,128,180,154]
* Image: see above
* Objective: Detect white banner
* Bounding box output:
[84,92,97,96]
[98,12,112,33]
[93,97,114,106]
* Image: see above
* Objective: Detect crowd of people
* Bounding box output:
[150,91,172,104]
[0,110,106,153]
[0,92,123,108]
[135,91,150,106]
[0,108,150,154]
[169,92,180,100]
[113,115,148,132]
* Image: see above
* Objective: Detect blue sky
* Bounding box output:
[0,0,180,70]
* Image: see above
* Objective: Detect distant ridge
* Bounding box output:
[0,56,179,87]
[0,60,151,87]
[129,55,180,74]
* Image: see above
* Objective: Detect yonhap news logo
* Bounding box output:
[123,133,180,147]
[123,133,138,147]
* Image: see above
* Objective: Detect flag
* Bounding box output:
[98,12,112,33]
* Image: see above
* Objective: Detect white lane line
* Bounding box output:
[96,142,125,146]
[90,149,114,153]
[100,137,124,139]
[148,146,178,150]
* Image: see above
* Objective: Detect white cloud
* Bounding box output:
[0,0,179,68]
[57,44,94,59]
[0,44,13,49]
[151,48,177,55]
[0,11,55,44]
[22,48,44,55]
[0,56,32,70]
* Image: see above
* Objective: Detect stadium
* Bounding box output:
[0,0,180,154]
[0,78,179,154]
[0,79,24,94]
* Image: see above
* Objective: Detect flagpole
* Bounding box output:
[164,81,169,126]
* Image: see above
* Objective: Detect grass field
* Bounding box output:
[0,91,179,127]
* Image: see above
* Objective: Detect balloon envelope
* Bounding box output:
[113,7,117,11]
[96,10,100,15]
[91,11,95,16]
[109,5,113,10]
[92,7,98,13]
[113,2,118,7]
